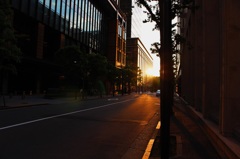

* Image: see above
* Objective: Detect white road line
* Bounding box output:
[107,98,119,101]
[142,139,155,159]
[156,121,161,129]
[142,121,161,159]
[0,99,134,131]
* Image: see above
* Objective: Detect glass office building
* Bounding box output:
[12,0,104,52]
[9,0,126,94]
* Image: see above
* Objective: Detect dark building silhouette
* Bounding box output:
[179,0,240,158]
[9,0,126,94]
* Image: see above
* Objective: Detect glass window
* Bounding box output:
[74,0,79,38]
[91,7,96,49]
[45,0,50,8]
[95,10,100,50]
[65,0,70,34]
[61,0,66,18]
[77,0,82,40]
[37,0,43,21]
[88,3,93,47]
[69,0,75,37]
[49,0,56,27]
[81,0,86,42]
[43,0,50,24]
[98,12,102,50]
[89,3,93,32]
[51,0,56,11]
[56,0,61,15]
[55,0,61,30]
[84,0,90,45]
[61,0,66,32]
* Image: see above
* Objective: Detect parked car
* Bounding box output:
[156,89,160,97]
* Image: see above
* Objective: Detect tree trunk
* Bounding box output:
[159,0,174,159]
[1,72,8,107]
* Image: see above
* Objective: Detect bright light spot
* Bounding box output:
[152,59,160,77]
[146,68,153,76]
[146,66,160,77]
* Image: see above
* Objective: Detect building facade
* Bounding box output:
[120,0,153,91]
[9,0,126,94]
[127,38,153,92]
[179,0,240,158]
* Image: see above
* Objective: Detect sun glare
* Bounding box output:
[146,67,160,77]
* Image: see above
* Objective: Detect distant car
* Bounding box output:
[156,90,160,97]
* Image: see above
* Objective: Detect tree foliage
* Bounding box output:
[55,46,108,95]
[87,53,108,80]
[135,0,196,79]
[0,0,22,75]
[55,45,88,87]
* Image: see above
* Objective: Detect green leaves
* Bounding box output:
[55,45,109,89]
[87,53,107,79]
[0,0,22,75]
[55,46,88,83]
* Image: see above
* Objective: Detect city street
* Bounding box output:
[0,93,160,159]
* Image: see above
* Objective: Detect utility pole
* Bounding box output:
[159,0,174,158]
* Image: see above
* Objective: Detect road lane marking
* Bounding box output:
[142,139,154,159]
[107,98,119,101]
[142,121,161,159]
[156,121,161,129]
[0,99,134,131]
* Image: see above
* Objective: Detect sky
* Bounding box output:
[132,1,160,77]
[141,22,160,76]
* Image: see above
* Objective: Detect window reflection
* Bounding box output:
[45,0,50,8]
[51,0,56,11]
[18,0,104,52]
[61,0,66,32]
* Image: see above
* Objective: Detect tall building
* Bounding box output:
[179,0,240,158]
[120,0,153,91]
[9,0,126,94]
[127,38,153,91]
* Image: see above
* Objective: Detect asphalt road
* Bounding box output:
[0,93,160,159]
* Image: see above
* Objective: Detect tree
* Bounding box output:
[55,46,88,90]
[0,0,22,106]
[135,0,195,158]
[123,65,137,94]
[137,67,143,93]
[87,53,108,80]
[136,0,173,158]
[106,63,118,96]
[87,53,108,96]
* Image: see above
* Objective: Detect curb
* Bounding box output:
[0,103,49,111]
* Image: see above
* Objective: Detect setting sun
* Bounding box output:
[146,67,160,77]
[146,59,160,77]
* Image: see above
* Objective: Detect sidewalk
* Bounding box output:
[0,94,111,109]
[0,93,135,109]
[0,95,76,109]
[148,94,240,159]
